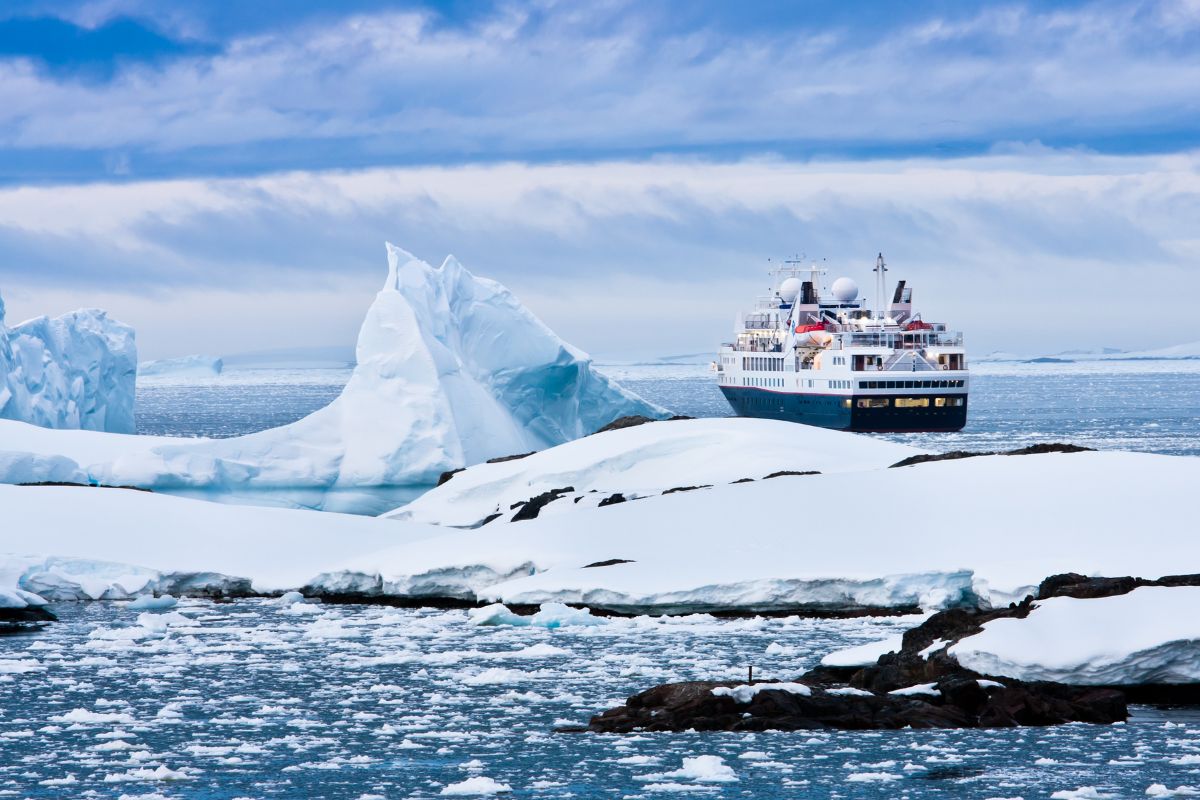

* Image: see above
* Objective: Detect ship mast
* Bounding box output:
[873,252,888,321]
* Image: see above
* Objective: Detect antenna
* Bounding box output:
[873,253,888,320]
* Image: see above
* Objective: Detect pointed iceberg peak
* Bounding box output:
[384,242,424,292]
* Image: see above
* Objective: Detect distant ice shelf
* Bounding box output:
[138,355,223,378]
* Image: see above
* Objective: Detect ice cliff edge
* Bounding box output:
[0,291,136,433]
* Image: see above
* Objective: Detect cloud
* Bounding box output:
[0,1,1197,177]
[0,151,1197,358]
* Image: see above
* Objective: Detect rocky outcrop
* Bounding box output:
[592,414,693,435]
[890,442,1093,469]
[585,590,1132,733]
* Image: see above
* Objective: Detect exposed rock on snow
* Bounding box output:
[0,291,136,433]
[138,355,223,377]
[385,417,923,527]
[0,245,661,512]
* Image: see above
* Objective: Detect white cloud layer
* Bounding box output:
[1,151,1197,359]
[0,1,1198,160]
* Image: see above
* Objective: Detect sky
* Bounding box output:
[0,0,1197,359]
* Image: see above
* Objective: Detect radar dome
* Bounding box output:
[831,277,859,303]
[778,277,803,303]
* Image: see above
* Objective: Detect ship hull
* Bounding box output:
[718,386,968,433]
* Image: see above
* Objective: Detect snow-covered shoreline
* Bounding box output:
[4,437,1197,618]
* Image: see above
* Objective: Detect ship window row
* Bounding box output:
[743,356,784,372]
[857,397,966,409]
[831,380,850,389]
[742,377,784,388]
[860,379,965,389]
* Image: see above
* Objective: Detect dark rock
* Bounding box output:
[17,481,152,493]
[731,478,755,484]
[592,414,694,435]
[597,493,627,507]
[585,676,1125,732]
[890,442,1094,469]
[477,512,503,527]
[583,559,635,569]
[762,470,821,480]
[0,606,57,623]
[661,485,711,495]
[1037,572,1200,600]
[436,468,465,486]
[486,452,536,464]
[510,486,576,522]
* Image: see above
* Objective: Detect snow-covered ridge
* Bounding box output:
[0,292,136,433]
[0,244,662,512]
[138,355,223,378]
[3,428,1198,616]
[386,417,923,527]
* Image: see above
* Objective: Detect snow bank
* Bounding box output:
[4,449,1199,617]
[949,587,1200,684]
[0,244,660,512]
[313,450,1200,613]
[386,417,922,527]
[138,355,222,377]
[0,484,439,605]
[0,292,136,433]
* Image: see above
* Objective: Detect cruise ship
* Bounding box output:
[715,255,968,432]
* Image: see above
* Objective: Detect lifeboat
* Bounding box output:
[794,323,832,347]
[904,320,934,331]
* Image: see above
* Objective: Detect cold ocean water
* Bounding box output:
[6,599,1200,800]
[137,359,1200,455]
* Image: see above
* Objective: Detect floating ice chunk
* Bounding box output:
[102,765,194,782]
[467,602,605,629]
[461,668,529,686]
[50,708,136,725]
[637,755,737,784]
[127,594,178,611]
[712,682,812,703]
[847,772,902,782]
[1147,785,1200,797]
[439,775,512,795]
[275,591,307,606]
[1050,789,1113,800]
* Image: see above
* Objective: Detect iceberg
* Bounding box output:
[138,355,223,378]
[0,291,136,433]
[0,244,663,512]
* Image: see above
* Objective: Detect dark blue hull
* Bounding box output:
[719,386,968,432]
